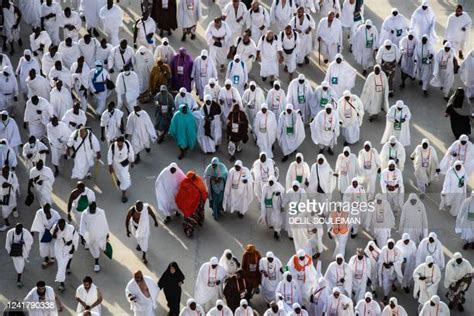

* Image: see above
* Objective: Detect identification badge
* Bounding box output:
[355,271,363,279]
[232,123,239,133]
[422,57,429,64]
[177,66,184,75]
[468,211,474,221]
[249,263,257,272]
[421,157,429,168]
[440,61,447,70]
[320,98,328,106]
[331,77,338,85]
[375,84,383,92]
[186,0,194,10]
[207,277,216,287]
[396,29,402,37]
[268,271,276,280]
[296,175,303,183]
[161,105,168,113]
[264,197,273,208]
[458,177,465,188]
[297,274,304,281]
[233,75,240,85]
[298,94,305,104]
[376,210,384,223]
[365,39,373,48]
[232,182,239,189]
[286,127,294,135]
[394,120,402,130]
[364,160,371,170]
[344,108,352,118]
[259,127,267,133]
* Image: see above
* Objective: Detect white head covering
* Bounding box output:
[179,87,187,93]
[297,249,305,257]
[389,135,397,144]
[402,233,411,241]
[235,160,243,168]
[204,94,212,102]
[286,104,294,111]
[210,257,218,264]
[266,251,274,258]
[162,37,169,44]
[444,41,452,48]
[234,54,241,61]
[225,79,232,85]
[396,100,404,108]
[384,39,393,46]
[425,255,434,264]
[298,74,305,81]
[343,90,351,97]
[365,292,373,299]
[261,103,268,110]
[453,252,462,260]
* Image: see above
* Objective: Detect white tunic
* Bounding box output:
[125,110,157,153]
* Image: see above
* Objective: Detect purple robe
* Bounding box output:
[170,48,193,92]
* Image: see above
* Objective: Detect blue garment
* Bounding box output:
[204,157,228,219]
[169,104,197,149]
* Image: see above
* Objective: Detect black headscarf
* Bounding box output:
[158,262,185,290]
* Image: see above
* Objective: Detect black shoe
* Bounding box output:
[399,83,405,89]
[419,80,423,85]
[304,56,309,64]
[168,30,172,35]
[388,92,394,98]
[145,147,151,153]
[262,77,267,81]
[281,155,289,162]
[448,302,454,309]
[319,148,324,154]
[121,196,128,203]
[181,33,186,42]
[136,245,141,251]
[444,96,449,101]
[423,90,428,97]
[164,216,171,224]
[470,242,474,249]
[362,69,367,76]
[343,141,349,146]
[229,155,235,162]
[159,30,164,37]
[54,167,59,177]
[135,154,141,163]
[351,233,357,239]
[178,152,184,160]
[273,231,279,239]
[18,39,22,47]
[327,148,334,155]
[93,28,100,37]
[459,304,464,312]
[323,59,328,64]
[463,242,470,250]
[237,213,244,219]
[404,287,410,293]
[190,33,196,40]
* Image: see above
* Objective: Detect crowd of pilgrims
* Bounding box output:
[0,0,473,315]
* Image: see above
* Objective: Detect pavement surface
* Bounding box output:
[0,0,473,315]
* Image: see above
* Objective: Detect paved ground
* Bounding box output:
[0,0,473,315]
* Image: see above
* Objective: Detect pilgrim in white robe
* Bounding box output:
[191,51,218,100]
[194,259,227,311]
[99,4,123,46]
[410,3,438,44]
[235,36,257,74]
[153,40,176,65]
[335,148,359,194]
[440,136,474,176]
[125,275,159,316]
[380,138,406,170]
[381,101,411,146]
[0,67,18,111]
[125,109,157,155]
[355,294,381,316]
[413,258,441,305]
[410,139,439,193]
[180,299,205,316]
[308,154,335,201]
[135,16,156,50]
[420,296,450,316]
[16,52,41,97]
[196,98,222,153]
[247,5,270,43]
[26,74,51,101]
[62,108,87,133]
[70,61,91,110]
[128,204,153,252]
[324,55,356,98]
[100,105,122,140]
[285,153,310,190]
[20,0,42,27]
[24,285,58,316]
[0,169,18,220]
[108,45,135,73]
[223,162,254,215]
[50,86,73,120]
[444,253,473,290]
[75,282,101,314]
[456,193,474,243]
[266,83,286,116]
[253,106,278,159]
[326,290,353,316]
[396,233,418,289]
[460,51,474,97]
[67,128,100,180]
[89,66,111,115]
[24,97,53,139]
[287,75,313,123]
[177,0,201,30]
[30,207,60,259]
[337,92,364,144]
[290,11,315,65]
[414,37,435,92]
[310,105,339,150]
[399,194,428,245]
[134,47,154,94]
[61,10,82,42]
[259,253,283,303]
[441,162,467,216]
[29,165,55,206]
[258,177,285,235]
[41,1,62,44]
[416,233,445,270]
[206,20,232,68]
[116,70,140,113]
[23,140,48,170]
[79,37,100,68]
[399,32,417,79]
[357,142,381,199]
[366,193,394,246]
[257,32,282,79]
[316,16,343,62]
[155,163,186,218]
[377,242,403,297]
[430,43,456,98]
[343,180,368,235]
[319,0,341,16]
[226,57,248,96]
[5,227,33,274]
[379,10,408,46]
[308,277,330,316]
[276,272,302,311]
[80,206,109,259]
[107,140,134,191]
[311,82,337,117]
[47,120,70,167]
[58,41,81,69]
[218,84,242,118]
[353,21,379,70]
[81,0,106,29]
[53,222,79,283]
[251,153,279,200]
[325,257,353,297]
[270,0,296,31]
[41,51,62,78]
[287,252,319,306]
[222,2,248,44]
[349,254,372,302]
[277,105,305,157]
[364,241,381,293]
[362,68,389,118]
[445,10,471,53]
[207,301,233,316]
[380,163,404,214]
[0,114,21,152]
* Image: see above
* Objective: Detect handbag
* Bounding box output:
[25,192,34,206]
[106,79,115,90]
[40,229,53,243]
[9,233,23,257]
[104,242,113,259]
